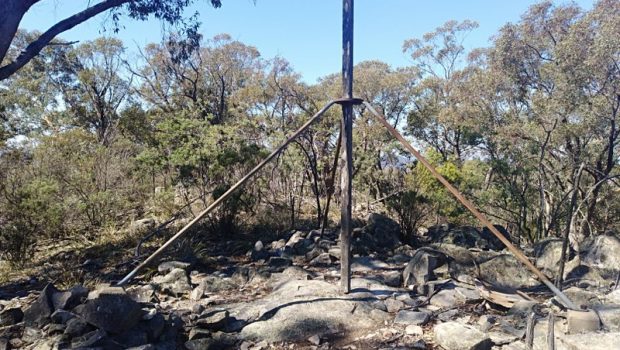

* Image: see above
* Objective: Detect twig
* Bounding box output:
[525,311,536,350]
[547,312,555,350]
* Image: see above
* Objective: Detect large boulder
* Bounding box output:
[580,233,620,272]
[477,254,540,290]
[534,238,567,275]
[352,213,401,254]
[402,248,448,288]
[434,321,493,350]
[480,225,512,250]
[78,287,142,334]
[152,268,192,296]
[23,284,59,327]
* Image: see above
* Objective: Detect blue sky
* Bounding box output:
[20,0,594,83]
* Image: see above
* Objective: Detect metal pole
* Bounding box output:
[363,101,578,310]
[117,101,338,286]
[339,0,354,293]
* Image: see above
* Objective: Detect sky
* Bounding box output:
[20,0,595,84]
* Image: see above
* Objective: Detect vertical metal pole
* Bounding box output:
[340,0,354,293]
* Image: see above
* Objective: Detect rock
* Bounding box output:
[366,213,402,248]
[402,248,448,288]
[71,329,107,348]
[197,276,237,293]
[281,266,313,280]
[480,225,512,250]
[268,257,293,269]
[251,241,269,261]
[591,304,620,331]
[21,326,43,343]
[23,283,59,327]
[309,253,334,267]
[352,213,401,254]
[127,284,157,303]
[64,316,90,337]
[394,310,430,325]
[557,331,620,350]
[405,324,423,336]
[437,309,460,322]
[477,315,497,332]
[185,338,226,350]
[0,307,23,327]
[114,329,149,348]
[410,339,427,349]
[188,327,211,340]
[381,271,402,287]
[580,233,620,276]
[196,310,230,331]
[384,298,405,313]
[52,285,89,310]
[152,268,192,296]
[566,309,601,333]
[79,287,142,334]
[477,254,540,290]
[430,288,461,308]
[533,238,566,275]
[430,226,493,250]
[239,279,389,342]
[50,309,76,324]
[158,261,191,273]
[308,334,321,345]
[143,312,166,341]
[0,338,7,350]
[434,321,493,350]
[508,300,538,317]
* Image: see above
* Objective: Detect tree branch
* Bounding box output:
[0,0,131,81]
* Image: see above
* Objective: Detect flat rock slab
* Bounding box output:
[394,310,430,325]
[237,279,390,343]
[434,321,493,350]
[557,332,620,350]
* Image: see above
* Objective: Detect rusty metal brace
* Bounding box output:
[362,101,577,310]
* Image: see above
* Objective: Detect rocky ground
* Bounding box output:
[1,213,620,349]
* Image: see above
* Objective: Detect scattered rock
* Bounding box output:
[394,310,430,325]
[0,307,23,327]
[52,285,89,310]
[405,324,423,336]
[79,287,142,334]
[152,268,192,296]
[402,248,448,287]
[251,241,269,261]
[434,321,493,350]
[268,256,293,269]
[23,283,59,327]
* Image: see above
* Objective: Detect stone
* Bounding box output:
[196,310,230,330]
[21,326,43,343]
[381,271,402,287]
[508,300,538,317]
[394,310,430,325]
[533,238,565,275]
[480,225,512,250]
[410,339,427,349]
[592,304,620,331]
[580,233,620,271]
[143,312,166,341]
[185,338,226,350]
[430,288,461,308]
[190,285,207,301]
[308,334,321,345]
[477,254,540,290]
[405,324,423,336]
[281,266,313,280]
[152,268,192,296]
[384,298,405,313]
[434,321,493,350]
[430,225,492,250]
[114,329,149,348]
[127,284,156,303]
[52,285,89,310]
[268,257,293,269]
[402,248,448,287]
[64,316,90,337]
[567,309,601,333]
[71,329,107,348]
[557,332,620,350]
[50,309,76,324]
[23,283,59,327]
[197,276,237,293]
[309,253,334,267]
[0,307,23,326]
[79,287,142,334]
[158,261,191,274]
[188,327,211,340]
[251,241,269,261]
[352,213,401,254]
[0,338,7,350]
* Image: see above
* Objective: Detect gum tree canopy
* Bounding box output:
[0,0,222,81]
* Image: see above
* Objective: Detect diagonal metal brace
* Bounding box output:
[363,101,578,310]
[117,100,339,286]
